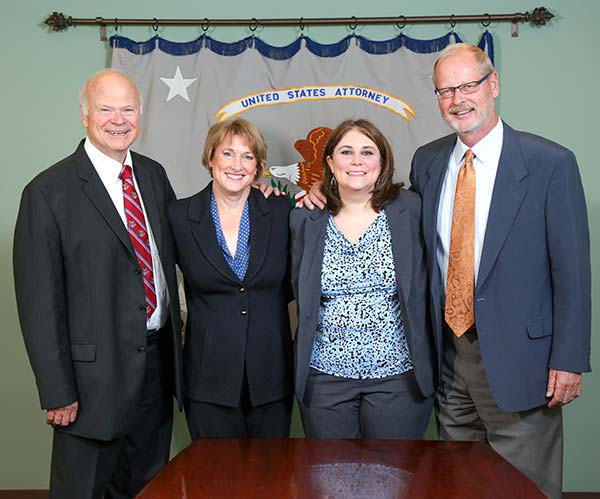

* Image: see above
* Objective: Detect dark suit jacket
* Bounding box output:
[13,140,183,441]
[168,185,293,407]
[290,190,436,404]
[410,122,591,412]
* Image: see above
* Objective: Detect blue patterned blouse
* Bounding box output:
[310,212,413,379]
[210,192,250,281]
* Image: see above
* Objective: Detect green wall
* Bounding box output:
[1,0,598,491]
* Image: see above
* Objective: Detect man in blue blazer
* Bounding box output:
[410,43,591,499]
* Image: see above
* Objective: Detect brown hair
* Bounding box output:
[321,119,402,215]
[202,118,267,178]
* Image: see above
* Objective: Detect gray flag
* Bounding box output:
[111,33,491,199]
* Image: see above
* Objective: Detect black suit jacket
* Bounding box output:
[13,140,183,441]
[168,185,293,407]
[290,190,436,404]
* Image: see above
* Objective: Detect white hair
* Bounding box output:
[78,68,143,115]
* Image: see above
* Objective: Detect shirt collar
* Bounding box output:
[84,138,133,183]
[453,119,504,166]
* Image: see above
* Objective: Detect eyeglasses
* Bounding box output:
[434,72,492,99]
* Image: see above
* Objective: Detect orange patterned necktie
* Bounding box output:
[445,149,476,337]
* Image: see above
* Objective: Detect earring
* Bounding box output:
[330,176,337,189]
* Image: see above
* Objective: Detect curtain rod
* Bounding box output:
[44,7,553,40]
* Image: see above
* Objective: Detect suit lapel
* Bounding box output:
[477,123,528,289]
[75,142,136,259]
[189,186,241,284]
[386,200,412,305]
[134,157,163,251]
[420,138,454,295]
[299,209,328,313]
[244,190,271,285]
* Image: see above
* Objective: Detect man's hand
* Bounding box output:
[297,181,326,210]
[546,369,582,408]
[252,182,281,198]
[46,401,79,427]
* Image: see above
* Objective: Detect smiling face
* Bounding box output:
[81,72,140,163]
[326,129,382,197]
[210,134,258,198]
[434,50,499,147]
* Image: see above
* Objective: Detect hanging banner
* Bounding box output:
[214,85,416,122]
[111,32,493,200]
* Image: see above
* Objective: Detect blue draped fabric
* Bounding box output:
[110,32,494,63]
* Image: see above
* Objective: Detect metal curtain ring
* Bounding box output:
[396,15,406,30]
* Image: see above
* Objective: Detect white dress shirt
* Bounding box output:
[84,138,169,330]
[436,119,504,290]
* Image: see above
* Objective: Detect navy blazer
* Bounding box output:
[410,122,591,412]
[290,190,436,404]
[13,140,183,441]
[169,185,293,407]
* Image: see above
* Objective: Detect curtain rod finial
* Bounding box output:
[45,12,70,31]
[530,7,554,26]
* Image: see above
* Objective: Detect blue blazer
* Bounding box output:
[410,122,591,412]
[290,190,436,404]
[169,185,293,407]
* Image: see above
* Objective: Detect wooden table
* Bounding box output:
[135,438,547,499]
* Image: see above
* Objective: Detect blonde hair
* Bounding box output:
[433,43,495,87]
[202,118,267,178]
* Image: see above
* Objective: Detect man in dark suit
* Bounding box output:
[13,69,182,499]
[409,43,591,499]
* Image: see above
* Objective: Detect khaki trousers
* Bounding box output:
[436,327,563,499]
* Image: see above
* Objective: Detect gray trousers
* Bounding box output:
[300,368,433,439]
[436,327,563,499]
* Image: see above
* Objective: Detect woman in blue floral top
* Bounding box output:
[290,119,436,438]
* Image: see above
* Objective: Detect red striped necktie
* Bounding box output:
[120,164,156,319]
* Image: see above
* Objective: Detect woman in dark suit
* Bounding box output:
[169,118,293,438]
[290,119,435,439]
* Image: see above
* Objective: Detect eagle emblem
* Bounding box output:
[266,127,332,202]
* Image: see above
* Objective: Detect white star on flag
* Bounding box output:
[160,66,197,102]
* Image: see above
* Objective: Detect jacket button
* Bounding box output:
[239,287,246,293]
[134,268,142,275]
[139,306,146,312]
[137,346,146,353]
[240,310,247,316]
